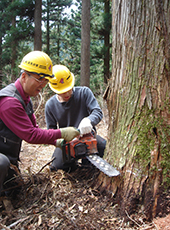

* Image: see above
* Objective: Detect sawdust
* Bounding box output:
[0,106,170,229]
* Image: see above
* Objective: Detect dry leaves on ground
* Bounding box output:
[0,112,169,229]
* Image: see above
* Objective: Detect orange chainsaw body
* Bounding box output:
[62,133,121,177]
[62,133,98,163]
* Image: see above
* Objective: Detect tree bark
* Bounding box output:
[102,0,170,219]
[80,0,90,87]
[46,0,50,55]
[11,15,17,82]
[104,0,111,84]
[34,0,42,50]
[0,36,2,89]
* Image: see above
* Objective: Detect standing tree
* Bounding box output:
[45,0,50,54]
[0,0,10,89]
[92,0,112,84]
[34,0,42,50]
[61,1,82,79]
[42,0,72,59]
[102,0,170,220]
[1,0,34,86]
[11,0,17,82]
[80,0,90,87]
[103,0,111,83]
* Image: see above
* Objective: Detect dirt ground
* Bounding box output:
[0,105,170,229]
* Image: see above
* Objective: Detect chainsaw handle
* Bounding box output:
[77,127,96,138]
[91,128,97,138]
[61,129,96,146]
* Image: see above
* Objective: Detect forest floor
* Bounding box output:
[0,102,170,230]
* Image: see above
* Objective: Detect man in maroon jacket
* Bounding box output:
[0,51,79,197]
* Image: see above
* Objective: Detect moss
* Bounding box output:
[132,106,170,185]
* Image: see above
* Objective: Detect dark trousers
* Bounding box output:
[50,135,106,171]
[0,153,10,196]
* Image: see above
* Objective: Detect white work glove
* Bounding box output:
[78,117,92,135]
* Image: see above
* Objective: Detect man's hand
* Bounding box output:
[56,138,64,149]
[60,127,80,142]
[78,117,92,135]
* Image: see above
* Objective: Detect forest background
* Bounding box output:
[0,0,110,96]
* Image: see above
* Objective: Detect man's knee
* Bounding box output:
[0,154,10,174]
[50,147,76,172]
[0,154,10,195]
[50,147,65,170]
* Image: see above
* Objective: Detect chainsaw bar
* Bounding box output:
[86,154,120,177]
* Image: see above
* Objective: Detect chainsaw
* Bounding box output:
[62,133,120,177]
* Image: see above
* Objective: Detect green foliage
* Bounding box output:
[1,0,111,96]
[42,0,74,59]
[0,0,34,79]
[42,0,110,94]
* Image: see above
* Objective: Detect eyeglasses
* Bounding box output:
[26,73,49,84]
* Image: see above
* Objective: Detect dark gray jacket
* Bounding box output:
[45,86,103,130]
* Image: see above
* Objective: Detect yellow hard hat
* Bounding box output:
[49,65,75,94]
[18,51,54,78]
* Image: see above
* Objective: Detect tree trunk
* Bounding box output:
[11,15,17,82]
[104,0,111,84]
[57,22,60,63]
[80,0,90,87]
[102,0,170,219]
[46,0,50,55]
[34,0,42,50]
[0,36,2,89]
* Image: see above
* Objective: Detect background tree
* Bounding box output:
[0,0,11,89]
[91,0,111,84]
[44,0,50,54]
[89,0,111,93]
[11,0,17,82]
[42,0,73,60]
[103,0,111,83]
[60,1,82,80]
[1,0,110,94]
[34,0,42,50]
[103,0,170,219]
[1,0,34,87]
[80,0,90,87]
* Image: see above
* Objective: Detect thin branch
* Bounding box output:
[0,223,10,230]
[36,157,55,174]
[125,210,141,227]
[7,216,30,229]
